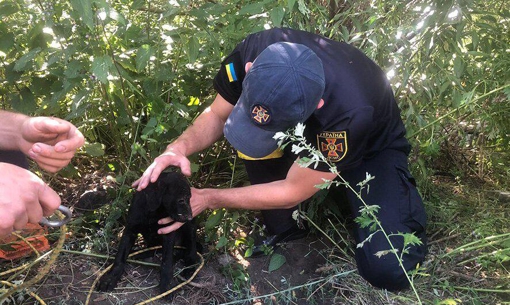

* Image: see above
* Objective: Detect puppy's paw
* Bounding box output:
[158,281,176,300]
[181,253,200,279]
[97,272,121,292]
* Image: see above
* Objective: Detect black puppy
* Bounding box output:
[97,172,199,296]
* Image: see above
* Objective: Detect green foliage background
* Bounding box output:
[1,0,508,179]
[1,0,509,303]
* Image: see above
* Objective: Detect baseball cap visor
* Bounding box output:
[224,100,279,159]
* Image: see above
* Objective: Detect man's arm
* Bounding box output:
[134,94,234,190]
[170,94,234,158]
[206,162,337,210]
[157,161,337,234]
[0,111,27,150]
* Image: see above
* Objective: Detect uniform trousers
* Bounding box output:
[242,148,427,290]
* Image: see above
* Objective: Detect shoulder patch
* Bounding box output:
[317,131,348,162]
[225,62,238,82]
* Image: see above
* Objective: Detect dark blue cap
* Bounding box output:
[224,42,325,158]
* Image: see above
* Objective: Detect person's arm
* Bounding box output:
[133,94,234,190]
[157,161,337,234]
[0,110,28,150]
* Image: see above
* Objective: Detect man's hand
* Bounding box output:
[18,116,85,173]
[132,145,192,191]
[0,163,61,237]
[156,187,209,234]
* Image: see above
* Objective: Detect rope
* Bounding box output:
[0,281,46,305]
[85,246,204,305]
[0,212,67,303]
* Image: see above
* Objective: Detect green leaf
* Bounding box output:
[187,36,199,64]
[287,0,297,11]
[453,56,463,78]
[113,94,131,126]
[84,143,105,157]
[0,1,20,18]
[19,87,37,114]
[66,89,90,120]
[403,233,423,247]
[190,163,200,173]
[205,209,225,230]
[268,253,286,272]
[0,30,15,53]
[355,214,375,229]
[238,2,265,15]
[14,48,42,71]
[216,236,228,249]
[270,7,285,27]
[91,56,113,84]
[136,44,153,72]
[64,60,86,79]
[69,0,94,30]
[297,0,311,16]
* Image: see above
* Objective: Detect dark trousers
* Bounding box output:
[242,152,298,234]
[0,150,29,169]
[242,149,427,290]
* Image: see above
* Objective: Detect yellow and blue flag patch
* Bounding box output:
[225,62,238,82]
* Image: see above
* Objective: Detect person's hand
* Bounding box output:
[156,187,208,234]
[17,116,85,173]
[0,163,61,237]
[132,145,192,191]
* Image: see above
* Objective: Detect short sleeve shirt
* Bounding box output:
[213,28,410,172]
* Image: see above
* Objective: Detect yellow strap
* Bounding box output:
[237,149,284,160]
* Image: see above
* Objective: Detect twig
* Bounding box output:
[0,280,47,305]
[429,233,462,245]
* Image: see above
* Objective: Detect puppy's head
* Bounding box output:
[155,172,192,223]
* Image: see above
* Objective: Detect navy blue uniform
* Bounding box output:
[213,28,427,290]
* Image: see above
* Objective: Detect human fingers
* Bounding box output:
[29,144,76,171]
[131,177,141,188]
[13,212,29,231]
[37,183,61,217]
[157,221,184,235]
[177,158,192,177]
[0,220,14,237]
[53,126,85,153]
[135,163,158,191]
[158,217,174,225]
[135,160,167,191]
[33,117,70,134]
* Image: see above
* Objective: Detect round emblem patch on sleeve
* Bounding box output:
[317,131,348,162]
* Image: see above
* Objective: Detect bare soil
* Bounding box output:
[1,234,334,305]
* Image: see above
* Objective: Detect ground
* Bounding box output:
[1,169,509,305]
[1,232,336,305]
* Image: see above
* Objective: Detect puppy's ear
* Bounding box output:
[145,184,163,212]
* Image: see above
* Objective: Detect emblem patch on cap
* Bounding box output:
[317,131,347,162]
[251,105,271,125]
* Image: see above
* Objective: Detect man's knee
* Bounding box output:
[356,233,427,291]
[358,256,412,290]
